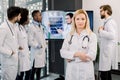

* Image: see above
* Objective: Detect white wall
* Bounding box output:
[82,0,120,62]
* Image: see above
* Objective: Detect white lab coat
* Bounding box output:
[98,16,118,71]
[28,21,46,68]
[17,25,31,72]
[0,20,19,80]
[60,30,97,80]
[63,23,72,38]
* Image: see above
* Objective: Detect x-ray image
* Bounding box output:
[42,11,65,39]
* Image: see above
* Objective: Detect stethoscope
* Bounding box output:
[18,25,26,32]
[18,25,23,31]
[103,17,112,27]
[18,25,27,39]
[6,20,15,37]
[32,21,42,32]
[82,35,90,49]
[68,35,90,49]
[32,21,41,27]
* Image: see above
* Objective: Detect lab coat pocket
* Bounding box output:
[3,44,12,57]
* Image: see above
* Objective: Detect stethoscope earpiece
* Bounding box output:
[82,35,89,49]
[83,35,89,42]
[68,35,73,45]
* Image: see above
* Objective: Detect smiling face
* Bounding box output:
[75,13,86,30]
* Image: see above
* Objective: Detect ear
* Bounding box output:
[105,10,108,15]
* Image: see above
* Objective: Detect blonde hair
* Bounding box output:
[70,9,92,35]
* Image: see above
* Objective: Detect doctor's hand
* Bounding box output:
[98,26,104,33]
[74,52,88,62]
[57,29,63,34]
[11,51,15,56]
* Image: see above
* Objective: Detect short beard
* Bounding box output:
[101,15,105,19]
[15,18,20,23]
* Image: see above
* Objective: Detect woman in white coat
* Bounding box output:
[28,10,46,80]
[16,8,31,80]
[60,9,97,80]
[0,6,21,80]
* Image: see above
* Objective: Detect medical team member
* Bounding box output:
[28,10,46,80]
[0,6,21,80]
[57,13,73,38]
[60,9,97,80]
[16,8,31,80]
[98,5,118,80]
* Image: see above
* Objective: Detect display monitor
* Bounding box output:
[41,10,93,39]
[87,11,93,31]
[65,10,93,31]
[42,11,65,39]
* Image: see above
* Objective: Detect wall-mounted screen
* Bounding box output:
[87,11,93,31]
[42,11,65,39]
[65,10,93,31]
[41,10,93,39]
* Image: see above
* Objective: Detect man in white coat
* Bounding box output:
[0,6,21,80]
[98,5,118,80]
[28,10,46,80]
[57,13,73,38]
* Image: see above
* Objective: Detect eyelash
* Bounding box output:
[76,18,85,20]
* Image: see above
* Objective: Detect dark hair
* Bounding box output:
[18,8,29,25]
[66,13,73,18]
[32,10,40,18]
[7,6,21,20]
[100,5,112,15]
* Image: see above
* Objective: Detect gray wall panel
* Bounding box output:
[48,0,82,10]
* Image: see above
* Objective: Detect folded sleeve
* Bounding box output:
[86,33,97,61]
[60,34,75,60]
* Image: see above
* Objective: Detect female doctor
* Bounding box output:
[60,9,97,80]
[16,8,31,80]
